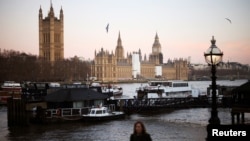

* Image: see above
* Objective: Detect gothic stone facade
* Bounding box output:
[91,33,188,82]
[39,4,64,62]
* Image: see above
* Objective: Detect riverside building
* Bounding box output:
[39,3,64,62]
[91,32,188,82]
[37,4,187,81]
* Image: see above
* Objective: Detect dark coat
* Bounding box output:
[130,133,152,141]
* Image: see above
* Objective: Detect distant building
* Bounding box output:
[191,64,208,70]
[191,62,250,71]
[39,3,64,62]
[91,48,117,82]
[91,32,188,82]
[218,62,250,71]
[149,33,163,65]
[132,52,141,79]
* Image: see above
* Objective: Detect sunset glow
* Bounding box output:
[0,0,249,64]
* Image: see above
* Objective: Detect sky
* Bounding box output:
[0,0,250,65]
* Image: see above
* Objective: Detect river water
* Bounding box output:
[0,79,249,141]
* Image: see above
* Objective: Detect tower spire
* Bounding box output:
[118,31,121,40]
[152,32,161,54]
[154,32,160,45]
[49,0,54,16]
[117,31,122,46]
[60,6,63,19]
[155,32,159,40]
[115,31,124,59]
[39,5,42,13]
[39,5,43,19]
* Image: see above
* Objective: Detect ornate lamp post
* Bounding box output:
[204,36,223,125]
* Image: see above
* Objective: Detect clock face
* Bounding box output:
[153,48,157,52]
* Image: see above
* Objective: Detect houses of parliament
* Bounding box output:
[39,3,64,62]
[91,32,189,82]
[38,4,188,82]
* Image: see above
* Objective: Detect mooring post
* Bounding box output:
[241,112,245,124]
[7,98,29,126]
[236,113,240,124]
[231,112,235,125]
[7,97,13,126]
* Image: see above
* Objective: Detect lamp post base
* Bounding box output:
[209,110,220,125]
[209,117,220,125]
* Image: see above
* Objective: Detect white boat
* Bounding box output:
[136,80,200,98]
[102,85,123,96]
[90,82,123,97]
[82,105,125,121]
[0,81,22,104]
[1,81,21,92]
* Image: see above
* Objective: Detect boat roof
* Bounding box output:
[91,107,107,111]
[45,88,109,102]
[90,82,101,86]
[149,80,188,83]
[2,81,21,87]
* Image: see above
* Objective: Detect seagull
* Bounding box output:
[225,18,231,24]
[106,23,109,33]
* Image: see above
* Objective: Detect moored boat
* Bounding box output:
[1,81,22,91]
[136,80,200,98]
[102,84,123,97]
[82,105,125,121]
[0,81,22,104]
[90,82,123,97]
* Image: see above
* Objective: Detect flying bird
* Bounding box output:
[106,23,109,33]
[225,18,231,23]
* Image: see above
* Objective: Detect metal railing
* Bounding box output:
[46,107,90,118]
[45,104,117,118]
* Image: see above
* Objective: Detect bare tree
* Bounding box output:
[0,49,91,83]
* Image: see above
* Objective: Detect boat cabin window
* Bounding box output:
[149,81,172,87]
[36,83,47,89]
[90,88,98,92]
[90,110,95,114]
[96,110,102,114]
[172,83,188,87]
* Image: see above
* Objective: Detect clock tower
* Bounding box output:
[149,33,163,64]
[152,33,161,54]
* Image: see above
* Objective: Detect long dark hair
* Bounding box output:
[133,121,147,134]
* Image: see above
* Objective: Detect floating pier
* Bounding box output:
[6,81,250,126]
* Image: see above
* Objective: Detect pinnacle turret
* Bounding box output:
[39,5,43,19]
[115,31,124,60]
[117,31,122,47]
[60,6,63,19]
[49,1,54,17]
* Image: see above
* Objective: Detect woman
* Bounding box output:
[130,121,152,141]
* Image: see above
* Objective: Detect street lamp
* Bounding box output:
[204,36,223,125]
